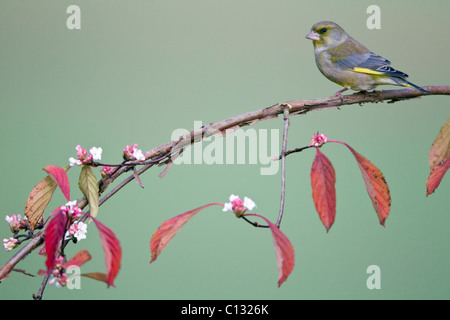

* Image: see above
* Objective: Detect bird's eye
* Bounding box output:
[319,28,327,34]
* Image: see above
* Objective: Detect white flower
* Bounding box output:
[74,222,87,241]
[69,157,82,167]
[90,147,102,160]
[65,221,87,241]
[48,276,62,288]
[222,202,233,212]
[243,197,256,211]
[132,149,145,161]
[5,215,14,224]
[222,194,239,212]
[65,200,77,208]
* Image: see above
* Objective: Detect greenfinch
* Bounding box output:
[306,21,430,96]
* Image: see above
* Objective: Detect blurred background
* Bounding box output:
[0,0,448,299]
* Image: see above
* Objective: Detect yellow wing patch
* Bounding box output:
[350,67,384,75]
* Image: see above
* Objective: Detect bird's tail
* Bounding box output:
[394,78,431,94]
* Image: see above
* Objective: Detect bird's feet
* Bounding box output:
[330,88,348,106]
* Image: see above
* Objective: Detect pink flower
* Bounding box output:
[48,256,68,287]
[310,132,327,147]
[3,237,19,252]
[60,201,82,219]
[5,214,27,233]
[69,145,101,166]
[123,144,145,161]
[223,194,257,217]
[101,166,114,177]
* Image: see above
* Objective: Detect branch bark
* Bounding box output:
[1,86,449,283]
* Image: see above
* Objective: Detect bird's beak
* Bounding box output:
[306,31,320,41]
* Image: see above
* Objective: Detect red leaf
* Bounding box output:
[429,118,450,170]
[426,158,450,196]
[310,148,336,232]
[44,208,68,272]
[91,217,122,287]
[43,165,70,202]
[81,272,108,284]
[243,214,295,287]
[341,143,391,226]
[150,203,221,263]
[63,249,92,269]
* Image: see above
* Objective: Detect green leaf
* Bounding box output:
[78,166,99,218]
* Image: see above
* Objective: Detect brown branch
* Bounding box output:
[141,86,450,161]
[1,86,449,285]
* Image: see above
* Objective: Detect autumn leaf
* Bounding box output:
[25,166,70,230]
[63,249,92,269]
[45,208,68,272]
[150,203,221,263]
[25,176,57,231]
[38,250,92,279]
[429,118,450,170]
[91,217,122,287]
[340,143,391,226]
[43,165,71,202]
[81,272,108,284]
[243,214,295,287]
[426,158,450,197]
[310,148,336,232]
[78,166,99,218]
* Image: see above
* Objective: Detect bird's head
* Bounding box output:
[306,21,347,49]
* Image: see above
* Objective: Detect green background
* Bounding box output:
[1,0,449,300]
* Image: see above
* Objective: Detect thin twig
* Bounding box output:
[276,105,291,228]
[241,216,269,228]
[33,272,51,300]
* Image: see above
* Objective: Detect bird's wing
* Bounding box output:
[334,52,409,78]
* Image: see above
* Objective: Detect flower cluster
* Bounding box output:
[48,256,69,288]
[101,166,114,178]
[223,194,256,217]
[65,221,88,242]
[3,237,19,252]
[5,214,28,233]
[60,201,82,219]
[310,132,327,147]
[123,144,145,161]
[60,201,88,242]
[3,214,29,251]
[69,145,102,167]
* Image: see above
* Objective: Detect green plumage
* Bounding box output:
[306,21,430,94]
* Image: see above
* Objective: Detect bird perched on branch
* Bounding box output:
[306,21,430,97]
